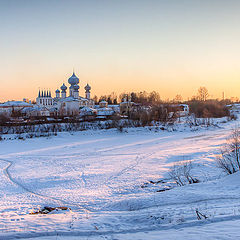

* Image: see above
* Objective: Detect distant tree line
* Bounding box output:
[95,87,232,119]
[94,87,234,115]
[0,87,235,128]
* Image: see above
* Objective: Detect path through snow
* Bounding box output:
[0,122,239,239]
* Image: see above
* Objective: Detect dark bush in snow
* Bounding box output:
[216,127,240,174]
[187,100,230,118]
[168,161,199,186]
[0,114,10,125]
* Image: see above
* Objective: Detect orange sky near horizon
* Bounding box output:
[2,68,239,102]
[1,0,240,102]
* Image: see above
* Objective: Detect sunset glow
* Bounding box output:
[1,0,240,101]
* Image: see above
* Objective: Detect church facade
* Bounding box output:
[36,72,94,116]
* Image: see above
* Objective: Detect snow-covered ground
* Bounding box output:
[0,118,240,239]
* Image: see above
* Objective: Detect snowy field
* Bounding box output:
[0,118,240,239]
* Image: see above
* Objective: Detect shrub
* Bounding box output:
[168,161,199,186]
[0,114,10,125]
[187,100,230,118]
[216,127,240,174]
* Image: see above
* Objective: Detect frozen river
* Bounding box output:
[0,121,239,239]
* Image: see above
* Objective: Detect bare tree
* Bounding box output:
[168,161,198,186]
[182,161,199,184]
[168,163,185,186]
[93,95,98,104]
[217,127,240,174]
[149,91,161,103]
[173,94,183,103]
[197,87,209,101]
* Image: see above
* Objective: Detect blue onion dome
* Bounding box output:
[60,83,67,91]
[73,84,79,90]
[68,72,79,85]
[84,83,91,91]
[55,89,60,93]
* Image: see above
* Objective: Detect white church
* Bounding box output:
[36,72,95,116]
[0,72,118,118]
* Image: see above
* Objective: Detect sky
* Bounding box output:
[1,0,240,101]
